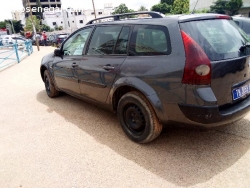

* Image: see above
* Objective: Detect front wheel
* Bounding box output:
[117,91,163,143]
[44,70,59,98]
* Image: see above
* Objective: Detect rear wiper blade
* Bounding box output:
[239,42,250,52]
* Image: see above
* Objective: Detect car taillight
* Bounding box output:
[181,31,211,85]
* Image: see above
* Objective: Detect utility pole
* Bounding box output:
[92,0,97,19]
[27,0,40,51]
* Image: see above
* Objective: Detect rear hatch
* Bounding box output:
[180,16,250,106]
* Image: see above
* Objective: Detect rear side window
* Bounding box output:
[180,19,250,61]
[129,25,171,56]
[87,25,122,55]
[242,21,250,35]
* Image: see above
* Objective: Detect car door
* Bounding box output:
[76,25,131,103]
[53,27,93,95]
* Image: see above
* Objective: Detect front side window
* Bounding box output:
[63,27,93,56]
[129,25,171,56]
[87,25,122,55]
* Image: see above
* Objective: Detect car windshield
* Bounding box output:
[180,19,250,61]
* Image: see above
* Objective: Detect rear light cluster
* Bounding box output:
[181,31,211,85]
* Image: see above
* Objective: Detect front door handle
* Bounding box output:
[103,64,115,71]
[72,62,78,68]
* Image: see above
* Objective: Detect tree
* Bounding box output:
[226,0,243,15]
[210,0,227,14]
[210,0,243,15]
[151,3,172,14]
[138,6,148,11]
[12,20,24,33]
[41,24,50,32]
[0,20,24,33]
[25,15,41,32]
[160,0,174,5]
[0,21,6,29]
[190,9,210,14]
[112,4,134,15]
[172,0,189,14]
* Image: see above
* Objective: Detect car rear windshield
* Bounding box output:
[58,34,68,38]
[180,19,250,61]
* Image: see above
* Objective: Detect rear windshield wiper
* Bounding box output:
[239,42,250,52]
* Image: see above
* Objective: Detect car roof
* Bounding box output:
[86,12,232,26]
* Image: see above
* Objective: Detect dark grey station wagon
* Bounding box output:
[40,12,250,143]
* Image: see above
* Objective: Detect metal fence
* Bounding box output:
[0,41,33,69]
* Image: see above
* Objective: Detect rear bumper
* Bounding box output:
[179,95,250,126]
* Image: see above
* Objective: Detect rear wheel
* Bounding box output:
[117,91,163,143]
[44,70,59,98]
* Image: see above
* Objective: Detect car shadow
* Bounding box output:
[36,90,250,187]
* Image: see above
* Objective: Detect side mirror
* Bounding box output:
[54,49,62,57]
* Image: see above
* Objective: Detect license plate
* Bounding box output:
[232,83,250,100]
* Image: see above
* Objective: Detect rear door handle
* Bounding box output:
[103,64,115,71]
[72,62,78,68]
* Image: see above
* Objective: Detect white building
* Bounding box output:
[83,3,113,22]
[190,0,250,17]
[11,11,26,25]
[42,4,113,33]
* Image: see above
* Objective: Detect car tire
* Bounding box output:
[117,91,163,143]
[44,70,59,98]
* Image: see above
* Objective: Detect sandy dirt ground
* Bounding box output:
[0,46,250,188]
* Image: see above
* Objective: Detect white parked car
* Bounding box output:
[2,35,27,46]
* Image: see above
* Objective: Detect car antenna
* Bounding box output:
[191,0,199,14]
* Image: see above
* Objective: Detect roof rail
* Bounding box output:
[86,11,164,25]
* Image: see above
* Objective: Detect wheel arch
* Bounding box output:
[108,77,166,121]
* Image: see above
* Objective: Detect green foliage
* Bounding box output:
[112,4,134,15]
[0,21,6,29]
[171,0,189,14]
[12,20,24,33]
[0,20,24,33]
[160,0,174,6]
[138,6,148,11]
[210,0,227,14]
[190,9,210,14]
[25,16,41,32]
[151,3,172,14]
[41,24,50,32]
[58,26,63,30]
[210,0,243,15]
[151,0,189,15]
[226,0,243,15]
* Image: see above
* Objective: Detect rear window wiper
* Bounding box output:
[239,42,250,52]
